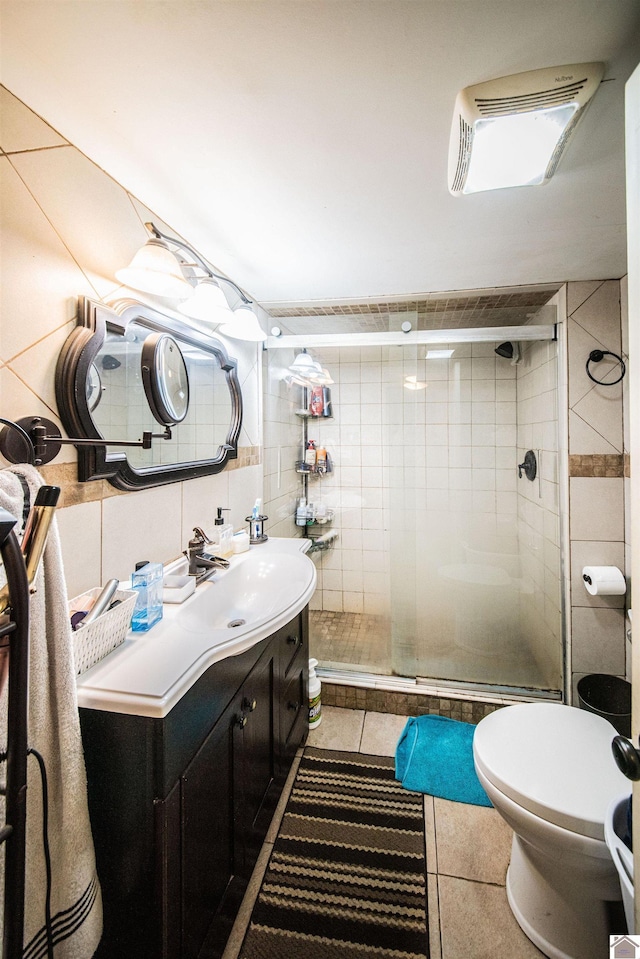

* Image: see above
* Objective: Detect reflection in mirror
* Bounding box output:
[86,364,104,412]
[56,297,242,490]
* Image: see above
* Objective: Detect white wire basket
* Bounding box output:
[71,587,137,675]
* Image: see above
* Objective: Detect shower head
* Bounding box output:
[495,342,514,359]
[495,341,521,364]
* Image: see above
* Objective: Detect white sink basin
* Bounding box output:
[179,550,314,633]
[76,538,317,719]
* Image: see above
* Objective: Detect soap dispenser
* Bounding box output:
[211,507,234,558]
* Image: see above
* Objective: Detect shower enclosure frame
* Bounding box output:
[265,313,570,704]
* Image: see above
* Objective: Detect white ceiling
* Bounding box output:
[2,1,640,309]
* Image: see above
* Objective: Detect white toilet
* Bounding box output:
[473,702,630,959]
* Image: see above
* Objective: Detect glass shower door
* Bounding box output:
[387,338,562,692]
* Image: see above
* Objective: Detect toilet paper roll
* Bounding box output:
[582,566,626,596]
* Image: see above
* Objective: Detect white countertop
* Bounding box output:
[76,537,316,719]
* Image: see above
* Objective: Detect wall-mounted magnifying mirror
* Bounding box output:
[141,333,190,427]
[56,297,242,490]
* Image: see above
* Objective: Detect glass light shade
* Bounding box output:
[289,352,322,374]
[218,304,267,342]
[464,103,579,194]
[116,239,193,298]
[178,278,233,323]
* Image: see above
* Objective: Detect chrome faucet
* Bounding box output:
[185,527,230,582]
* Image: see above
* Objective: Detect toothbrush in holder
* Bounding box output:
[246,499,268,544]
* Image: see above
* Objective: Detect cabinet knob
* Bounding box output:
[288,701,300,711]
[243,697,257,712]
[287,635,300,647]
[235,714,248,729]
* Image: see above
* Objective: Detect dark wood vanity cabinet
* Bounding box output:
[80,609,308,959]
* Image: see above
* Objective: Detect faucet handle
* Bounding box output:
[191,526,212,545]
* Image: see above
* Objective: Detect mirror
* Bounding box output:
[56,297,242,490]
[141,333,190,426]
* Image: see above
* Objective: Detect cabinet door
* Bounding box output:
[278,612,309,773]
[181,706,235,959]
[234,647,277,875]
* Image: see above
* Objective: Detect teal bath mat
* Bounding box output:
[395,715,492,807]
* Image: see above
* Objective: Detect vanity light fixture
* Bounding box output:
[117,223,266,341]
[218,303,267,342]
[448,62,604,195]
[116,238,193,298]
[177,277,234,325]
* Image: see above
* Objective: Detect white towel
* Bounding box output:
[0,465,102,957]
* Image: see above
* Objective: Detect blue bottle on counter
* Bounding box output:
[131,561,163,631]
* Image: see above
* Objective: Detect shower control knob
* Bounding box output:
[611,735,640,781]
[518,450,537,482]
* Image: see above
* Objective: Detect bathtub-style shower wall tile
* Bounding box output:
[228,463,263,531]
[568,280,621,352]
[0,86,68,152]
[570,540,626,608]
[566,281,602,316]
[11,146,151,301]
[571,382,623,454]
[571,606,626,674]
[567,317,613,410]
[0,365,75,466]
[56,500,102,597]
[9,319,75,417]
[0,156,97,361]
[568,410,620,455]
[102,484,183,582]
[569,477,624,542]
[181,471,229,542]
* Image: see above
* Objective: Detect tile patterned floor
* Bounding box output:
[223,706,547,959]
[310,609,392,673]
[309,609,552,690]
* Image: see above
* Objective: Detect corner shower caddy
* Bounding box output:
[295,395,336,551]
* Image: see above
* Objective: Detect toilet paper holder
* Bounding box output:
[582,565,627,596]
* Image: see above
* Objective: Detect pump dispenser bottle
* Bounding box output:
[211,507,234,558]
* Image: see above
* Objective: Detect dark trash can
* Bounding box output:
[577,673,631,737]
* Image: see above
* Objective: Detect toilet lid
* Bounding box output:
[473,702,630,840]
